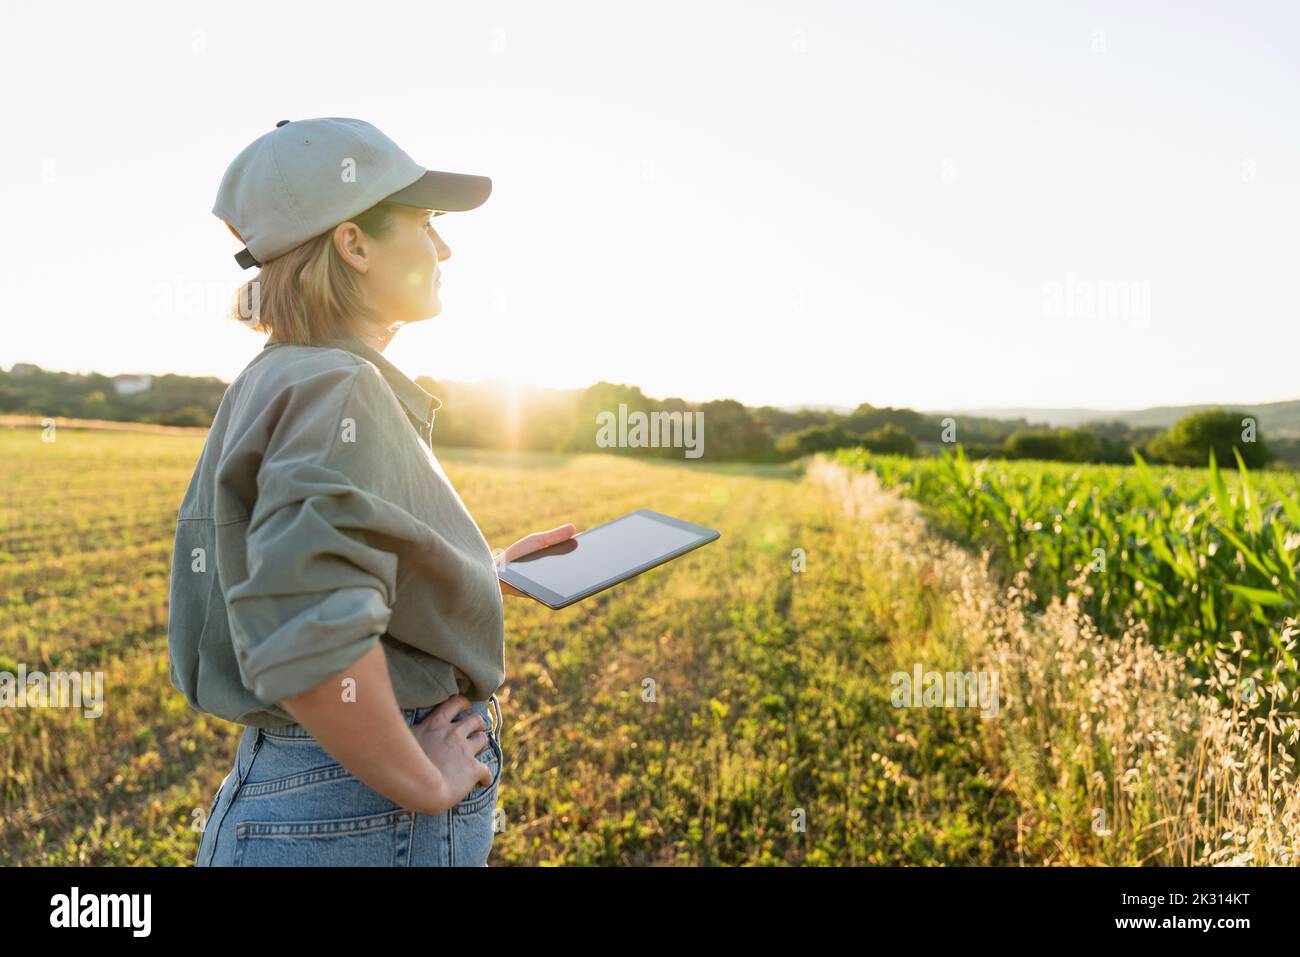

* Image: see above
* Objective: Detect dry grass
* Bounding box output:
[809,456,1300,866]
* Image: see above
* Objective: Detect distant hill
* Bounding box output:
[927,399,1300,439]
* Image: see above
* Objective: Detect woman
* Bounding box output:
[168,117,574,866]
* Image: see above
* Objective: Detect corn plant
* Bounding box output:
[834,445,1300,675]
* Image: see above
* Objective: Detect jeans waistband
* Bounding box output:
[260,692,501,740]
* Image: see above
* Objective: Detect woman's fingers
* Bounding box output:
[541,522,577,544]
[419,694,469,728]
[454,711,488,739]
[496,524,579,597]
[504,523,577,561]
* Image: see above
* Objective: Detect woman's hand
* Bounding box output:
[493,523,577,598]
[411,694,493,814]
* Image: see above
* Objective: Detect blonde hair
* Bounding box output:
[226,202,401,345]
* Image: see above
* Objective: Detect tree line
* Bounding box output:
[1,363,1292,469]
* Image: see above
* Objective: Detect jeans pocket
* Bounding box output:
[233,810,415,866]
[453,733,502,817]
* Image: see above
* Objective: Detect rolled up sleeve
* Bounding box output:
[218,362,404,705]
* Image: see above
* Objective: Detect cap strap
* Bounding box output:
[234,247,260,269]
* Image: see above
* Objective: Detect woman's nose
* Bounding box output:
[432,228,452,262]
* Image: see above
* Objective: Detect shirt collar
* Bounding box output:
[265,334,443,437]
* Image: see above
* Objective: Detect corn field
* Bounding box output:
[834,445,1300,681]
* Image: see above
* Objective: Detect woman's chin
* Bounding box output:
[406,300,442,324]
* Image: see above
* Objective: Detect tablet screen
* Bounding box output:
[509,512,703,600]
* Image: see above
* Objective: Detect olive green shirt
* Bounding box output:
[166,335,505,728]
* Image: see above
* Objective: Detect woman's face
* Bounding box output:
[346,206,452,326]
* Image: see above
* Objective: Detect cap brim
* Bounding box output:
[383,169,492,211]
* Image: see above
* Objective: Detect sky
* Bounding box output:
[1,0,1297,412]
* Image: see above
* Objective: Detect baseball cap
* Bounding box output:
[214,117,492,269]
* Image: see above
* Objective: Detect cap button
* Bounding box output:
[275,119,291,128]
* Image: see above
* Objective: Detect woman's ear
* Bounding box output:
[332,221,370,272]
[225,222,245,243]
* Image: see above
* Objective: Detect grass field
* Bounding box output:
[1,427,1297,865]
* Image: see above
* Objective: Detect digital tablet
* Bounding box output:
[496,509,721,609]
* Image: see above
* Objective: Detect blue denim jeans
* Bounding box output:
[196,695,502,866]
